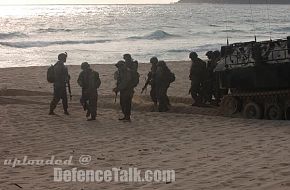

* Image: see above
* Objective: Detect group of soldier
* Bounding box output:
[141,57,175,112]
[48,50,222,122]
[189,50,223,107]
[48,53,102,121]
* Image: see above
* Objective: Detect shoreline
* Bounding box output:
[0,60,191,69]
[0,60,193,97]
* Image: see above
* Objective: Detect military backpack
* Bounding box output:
[47,65,55,83]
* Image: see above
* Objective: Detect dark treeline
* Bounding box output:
[178,0,290,4]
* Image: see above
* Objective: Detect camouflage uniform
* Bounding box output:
[212,55,226,105]
[189,55,206,106]
[155,61,172,112]
[77,64,101,120]
[202,54,216,103]
[49,60,69,114]
[143,58,158,107]
[115,61,134,121]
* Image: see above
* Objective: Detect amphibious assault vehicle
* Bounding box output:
[215,36,290,120]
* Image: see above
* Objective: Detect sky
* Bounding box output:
[0,0,179,4]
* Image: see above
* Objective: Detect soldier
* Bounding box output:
[123,53,140,90]
[212,50,224,105]
[142,57,158,111]
[49,52,70,115]
[202,51,215,104]
[189,52,206,106]
[113,61,135,122]
[123,53,138,72]
[77,62,101,121]
[155,61,175,112]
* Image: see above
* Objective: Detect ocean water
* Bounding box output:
[0,4,289,68]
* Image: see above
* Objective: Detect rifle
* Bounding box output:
[141,77,149,94]
[67,76,72,101]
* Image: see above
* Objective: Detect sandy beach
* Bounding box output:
[1,61,290,190]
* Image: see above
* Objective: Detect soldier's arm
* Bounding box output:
[95,72,101,89]
[64,67,70,82]
[77,72,84,87]
[189,64,194,79]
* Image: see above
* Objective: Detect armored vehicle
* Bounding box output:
[215,36,290,120]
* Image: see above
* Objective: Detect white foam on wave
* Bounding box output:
[0,39,111,48]
[128,30,179,40]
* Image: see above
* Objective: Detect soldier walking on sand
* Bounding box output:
[142,57,158,111]
[77,62,101,121]
[113,61,136,122]
[48,52,70,115]
[155,61,175,112]
[189,52,206,106]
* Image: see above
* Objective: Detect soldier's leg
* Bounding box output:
[190,82,199,105]
[150,85,158,111]
[156,86,162,111]
[150,86,157,104]
[202,80,212,104]
[61,89,69,114]
[159,87,169,112]
[80,96,87,111]
[124,90,133,120]
[88,94,97,120]
[165,87,170,107]
[119,91,126,119]
[81,93,90,117]
[49,88,61,114]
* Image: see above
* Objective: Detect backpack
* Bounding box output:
[47,65,55,83]
[131,70,140,88]
[168,72,175,83]
[93,71,101,89]
[127,60,139,88]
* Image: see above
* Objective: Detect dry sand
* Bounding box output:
[0,61,290,190]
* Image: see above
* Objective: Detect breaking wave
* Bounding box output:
[36,28,73,33]
[194,43,224,52]
[209,24,221,27]
[167,43,224,55]
[167,49,192,53]
[0,32,27,39]
[273,26,290,32]
[0,39,110,48]
[221,29,247,33]
[128,30,179,40]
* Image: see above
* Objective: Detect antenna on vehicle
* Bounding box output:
[249,0,257,42]
[222,0,230,46]
[266,0,272,40]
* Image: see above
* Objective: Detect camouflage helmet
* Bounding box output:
[189,52,198,59]
[81,62,90,70]
[150,57,158,64]
[58,52,67,61]
[205,51,214,58]
[115,60,125,68]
